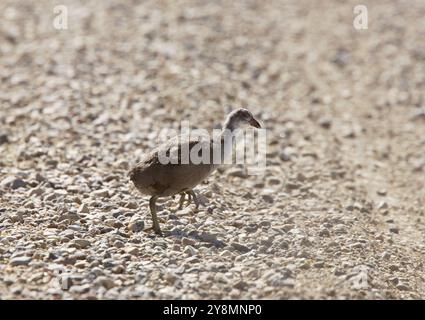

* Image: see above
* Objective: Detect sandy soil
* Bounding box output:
[0,0,424,299]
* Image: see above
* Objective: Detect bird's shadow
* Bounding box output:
[158,228,226,248]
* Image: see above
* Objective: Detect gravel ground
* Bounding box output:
[1,0,425,299]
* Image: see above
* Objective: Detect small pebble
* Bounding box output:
[9,256,32,266]
[231,242,251,253]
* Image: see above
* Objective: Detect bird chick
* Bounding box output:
[129,108,261,235]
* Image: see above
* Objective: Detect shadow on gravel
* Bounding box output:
[162,228,226,248]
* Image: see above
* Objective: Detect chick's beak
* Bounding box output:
[249,118,261,128]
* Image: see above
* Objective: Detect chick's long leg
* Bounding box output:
[177,192,186,210]
[187,190,199,210]
[178,191,192,209]
[149,196,162,235]
[186,192,192,206]
[176,191,198,216]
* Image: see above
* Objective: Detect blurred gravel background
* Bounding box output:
[1,0,425,299]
